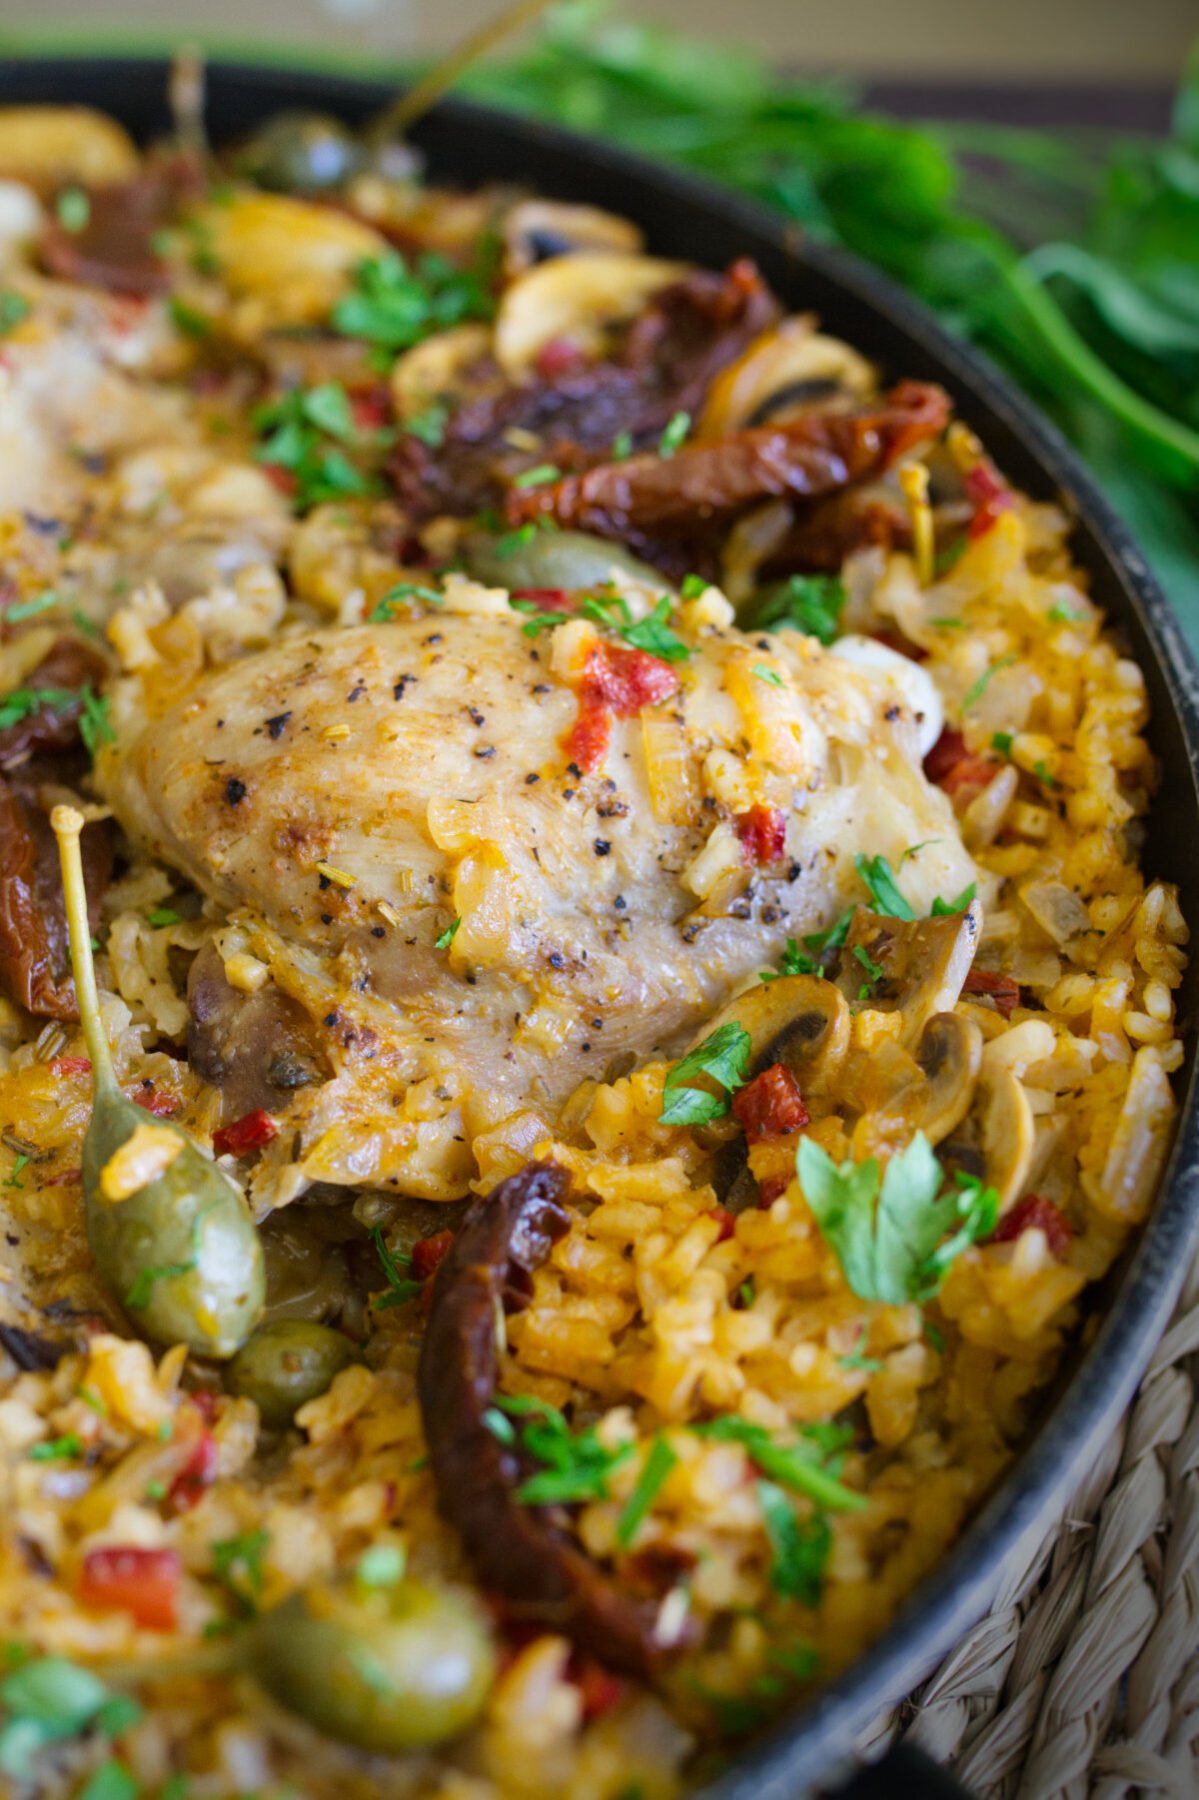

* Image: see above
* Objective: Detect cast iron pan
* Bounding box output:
[3,54,1199,1800]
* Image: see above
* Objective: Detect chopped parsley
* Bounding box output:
[510,598,569,636]
[658,410,691,457]
[0,687,74,732]
[760,937,821,982]
[752,663,784,686]
[1048,603,1084,623]
[1034,759,1061,789]
[658,1021,751,1126]
[210,1529,268,1618]
[615,1437,678,1548]
[3,1154,29,1190]
[680,573,708,600]
[404,402,449,448]
[368,581,443,621]
[748,574,846,646]
[168,296,211,337]
[125,1258,195,1312]
[852,942,884,997]
[802,908,855,959]
[487,1395,634,1506]
[356,1544,405,1588]
[512,463,561,489]
[5,593,57,622]
[854,853,915,920]
[798,1133,998,1306]
[27,1433,82,1463]
[694,1417,864,1513]
[930,881,978,916]
[146,908,183,927]
[611,429,633,460]
[79,688,115,758]
[698,1643,820,1737]
[0,291,30,335]
[616,595,691,663]
[79,1760,138,1800]
[757,1480,831,1604]
[991,731,1014,756]
[56,187,90,232]
[369,1225,422,1311]
[435,917,461,950]
[331,249,493,354]
[962,653,1018,711]
[253,383,384,511]
[836,1349,885,1373]
[0,1656,140,1781]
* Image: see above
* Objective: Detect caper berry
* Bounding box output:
[226,1319,359,1427]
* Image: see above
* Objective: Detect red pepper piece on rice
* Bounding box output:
[732,1064,810,1143]
[78,1545,181,1630]
[965,460,1014,539]
[410,1230,455,1283]
[992,1194,1072,1259]
[167,1429,218,1513]
[565,641,680,774]
[213,1109,280,1158]
[734,804,787,868]
[962,967,1022,1020]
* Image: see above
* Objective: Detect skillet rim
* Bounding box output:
[3,53,1199,1795]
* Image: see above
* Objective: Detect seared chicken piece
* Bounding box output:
[99,603,976,1193]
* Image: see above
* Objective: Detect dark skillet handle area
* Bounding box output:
[2,53,1198,1800]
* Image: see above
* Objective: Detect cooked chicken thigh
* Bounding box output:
[99,598,976,1196]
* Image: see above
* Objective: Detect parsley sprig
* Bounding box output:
[0,1656,140,1780]
[658,1021,751,1126]
[798,1133,998,1305]
[748,574,846,646]
[486,1394,634,1506]
[253,382,385,510]
[331,250,493,356]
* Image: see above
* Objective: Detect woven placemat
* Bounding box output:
[857,1254,1199,1797]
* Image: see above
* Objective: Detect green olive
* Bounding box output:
[464,527,671,593]
[226,1320,359,1427]
[53,806,265,1361]
[250,1575,497,1752]
[232,111,365,194]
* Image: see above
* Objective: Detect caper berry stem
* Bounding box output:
[51,804,120,1101]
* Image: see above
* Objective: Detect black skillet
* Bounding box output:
[3,54,1198,1800]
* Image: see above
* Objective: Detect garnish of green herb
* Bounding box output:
[331,249,494,354]
[1048,603,1084,623]
[27,1433,82,1463]
[0,1656,140,1781]
[3,1154,29,1190]
[356,1543,406,1588]
[852,943,883,997]
[210,1528,268,1619]
[510,597,571,636]
[80,1759,139,1800]
[698,1641,821,1735]
[615,1437,678,1548]
[837,1349,885,1373]
[798,1133,999,1306]
[56,187,90,232]
[146,907,183,928]
[658,410,691,457]
[760,936,820,982]
[368,581,443,622]
[0,291,31,335]
[253,383,385,511]
[79,688,115,758]
[611,429,633,460]
[752,663,784,686]
[125,1257,196,1312]
[512,463,561,488]
[854,853,915,921]
[756,1480,831,1604]
[369,1224,422,1310]
[680,573,708,600]
[747,574,846,646]
[168,296,211,337]
[694,1416,865,1513]
[487,1394,634,1506]
[1034,759,1061,789]
[435,917,461,951]
[930,881,978,916]
[617,595,692,662]
[5,592,57,622]
[0,687,75,733]
[962,654,1018,712]
[658,1020,751,1126]
[404,401,449,448]
[991,731,1014,756]
[803,908,855,959]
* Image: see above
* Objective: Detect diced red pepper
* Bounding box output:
[923,727,968,784]
[565,642,681,774]
[167,1429,218,1513]
[922,726,997,798]
[188,1388,219,1422]
[965,461,1014,540]
[512,588,572,608]
[992,1194,1072,1260]
[534,337,589,380]
[734,804,788,868]
[49,1056,92,1077]
[568,1653,626,1722]
[706,1206,736,1244]
[213,1109,279,1158]
[78,1546,181,1630]
[132,1088,181,1119]
[410,1230,455,1283]
[350,386,392,431]
[732,1063,811,1143]
[962,967,1022,1020]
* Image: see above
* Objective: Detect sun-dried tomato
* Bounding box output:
[568,1653,626,1722]
[992,1194,1072,1259]
[78,1546,181,1630]
[411,1230,455,1283]
[706,1206,736,1243]
[734,804,787,867]
[565,642,680,774]
[732,1064,810,1143]
[212,1109,280,1157]
[167,1430,218,1513]
[962,967,1022,1020]
[965,461,1014,540]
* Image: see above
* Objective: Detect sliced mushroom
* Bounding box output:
[502,199,644,279]
[838,904,981,1043]
[0,106,139,190]
[696,320,877,441]
[980,1068,1036,1211]
[852,1010,982,1160]
[493,251,688,378]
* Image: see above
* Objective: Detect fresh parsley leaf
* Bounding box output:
[1034,759,1060,789]
[494,522,538,559]
[79,1759,139,1800]
[659,1021,751,1126]
[168,297,211,337]
[695,1417,865,1513]
[369,581,443,621]
[852,943,883,996]
[331,250,493,352]
[619,596,692,663]
[836,1349,884,1373]
[210,1529,268,1617]
[680,574,708,600]
[79,687,115,758]
[369,1224,422,1310]
[404,402,449,448]
[27,1434,82,1462]
[5,593,57,623]
[930,881,978,916]
[749,574,846,646]
[611,429,633,460]
[756,1480,830,1604]
[253,384,382,511]
[492,1395,634,1507]
[56,187,90,232]
[962,654,1018,711]
[658,410,691,457]
[0,291,30,335]
[854,853,915,920]
[146,907,182,927]
[435,917,461,950]
[1048,603,1083,623]
[0,687,75,733]
[3,1154,29,1190]
[799,1133,997,1305]
[0,1656,118,1779]
[760,936,820,982]
[802,907,855,958]
[752,663,784,686]
[991,731,1014,756]
[616,1437,677,1548]
[513,463,561,488]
